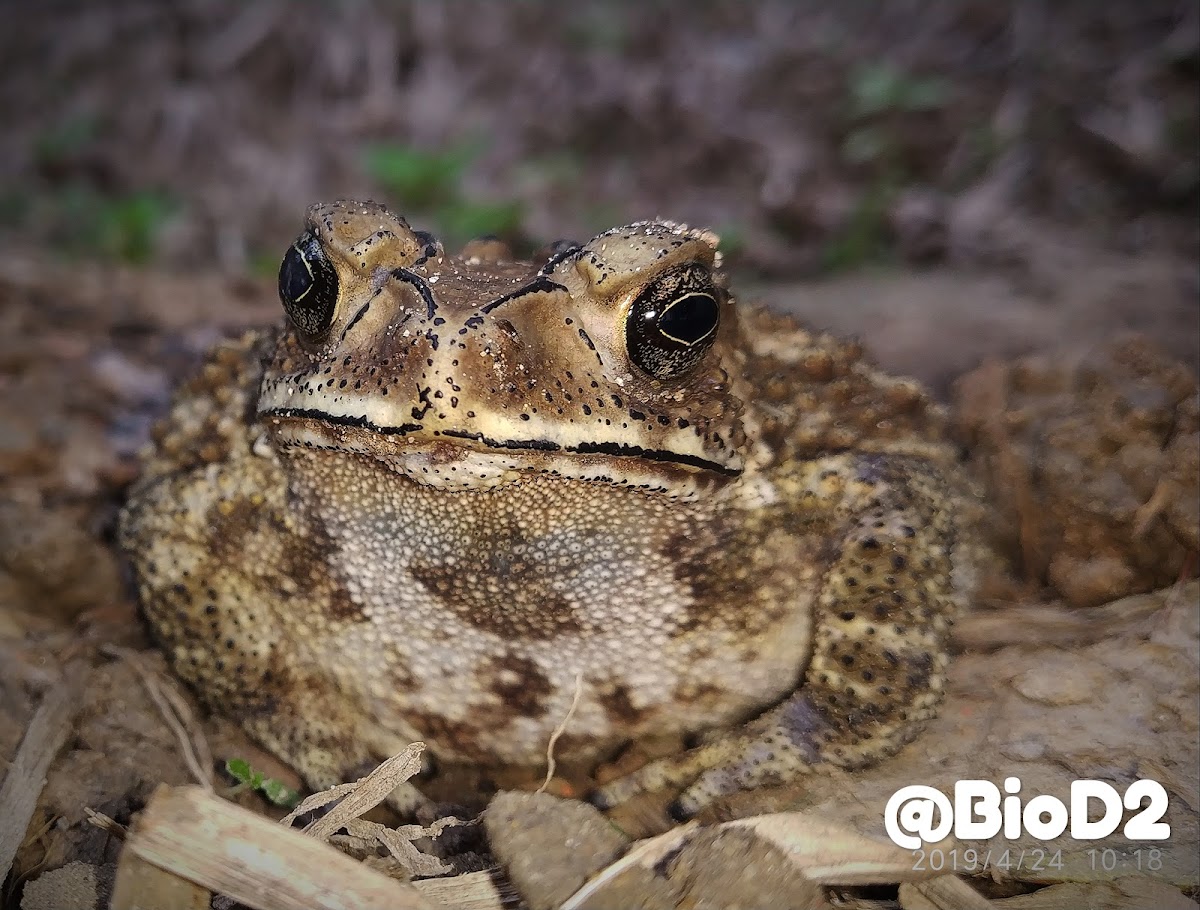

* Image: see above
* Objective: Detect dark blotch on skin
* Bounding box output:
[205,496,365,622]
[599,683,652,724]
[484,652,554,719]
[408,558,583,640]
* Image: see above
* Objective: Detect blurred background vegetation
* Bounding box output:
[0,0,1195,276]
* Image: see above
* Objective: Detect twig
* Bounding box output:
[0,661,88,882]
[84,807,128,840]
[282,744,424,837]
[281,744,460,877]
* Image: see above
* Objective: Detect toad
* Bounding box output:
[120,200,976,817]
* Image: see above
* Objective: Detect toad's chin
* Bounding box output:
[260,408,740,499]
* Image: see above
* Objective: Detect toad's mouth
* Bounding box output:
[261,407,742,496]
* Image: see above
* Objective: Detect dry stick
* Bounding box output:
[123,785,437,910]
[0,662,88,883]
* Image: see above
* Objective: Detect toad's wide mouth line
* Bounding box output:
[261,407,744,477]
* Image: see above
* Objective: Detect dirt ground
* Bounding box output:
[1,2,1197,909]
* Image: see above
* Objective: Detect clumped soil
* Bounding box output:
[0,2,1197,908]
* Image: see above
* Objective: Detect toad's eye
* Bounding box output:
[279,233,339,340]
[625,263,720,379]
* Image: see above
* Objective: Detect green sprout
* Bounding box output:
[225,758,302,808]
[362,140,525,248]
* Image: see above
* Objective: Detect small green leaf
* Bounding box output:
[712,222,746,258]
[362,141,480,211]
[249,250,283,280]
[898,77,950,112]
[439,199,524,244]
[849,63,949,118]
[842,126,889,165]
[260,778,302,808]
[818,179,897,274]
[34,114,99,167]
[225,758,252,783]
[850,63,904,118]
[224,758,301,808]
[97,191,174,263]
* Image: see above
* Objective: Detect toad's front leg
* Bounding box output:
[592,452,969,819]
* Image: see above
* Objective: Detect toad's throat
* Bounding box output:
[262,406,743,478]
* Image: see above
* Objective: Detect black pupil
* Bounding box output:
[280,245,314,305]
[660,293,718,344]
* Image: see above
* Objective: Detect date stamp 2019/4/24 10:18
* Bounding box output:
[911,846,1168,875]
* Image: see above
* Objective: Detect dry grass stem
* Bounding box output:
[109,646,215,793]
[538,670,584,795]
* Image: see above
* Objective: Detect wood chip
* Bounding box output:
[122,785,437,910]
[414,868,516,910]
[728,811,954,885]
[562,810,959,909]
